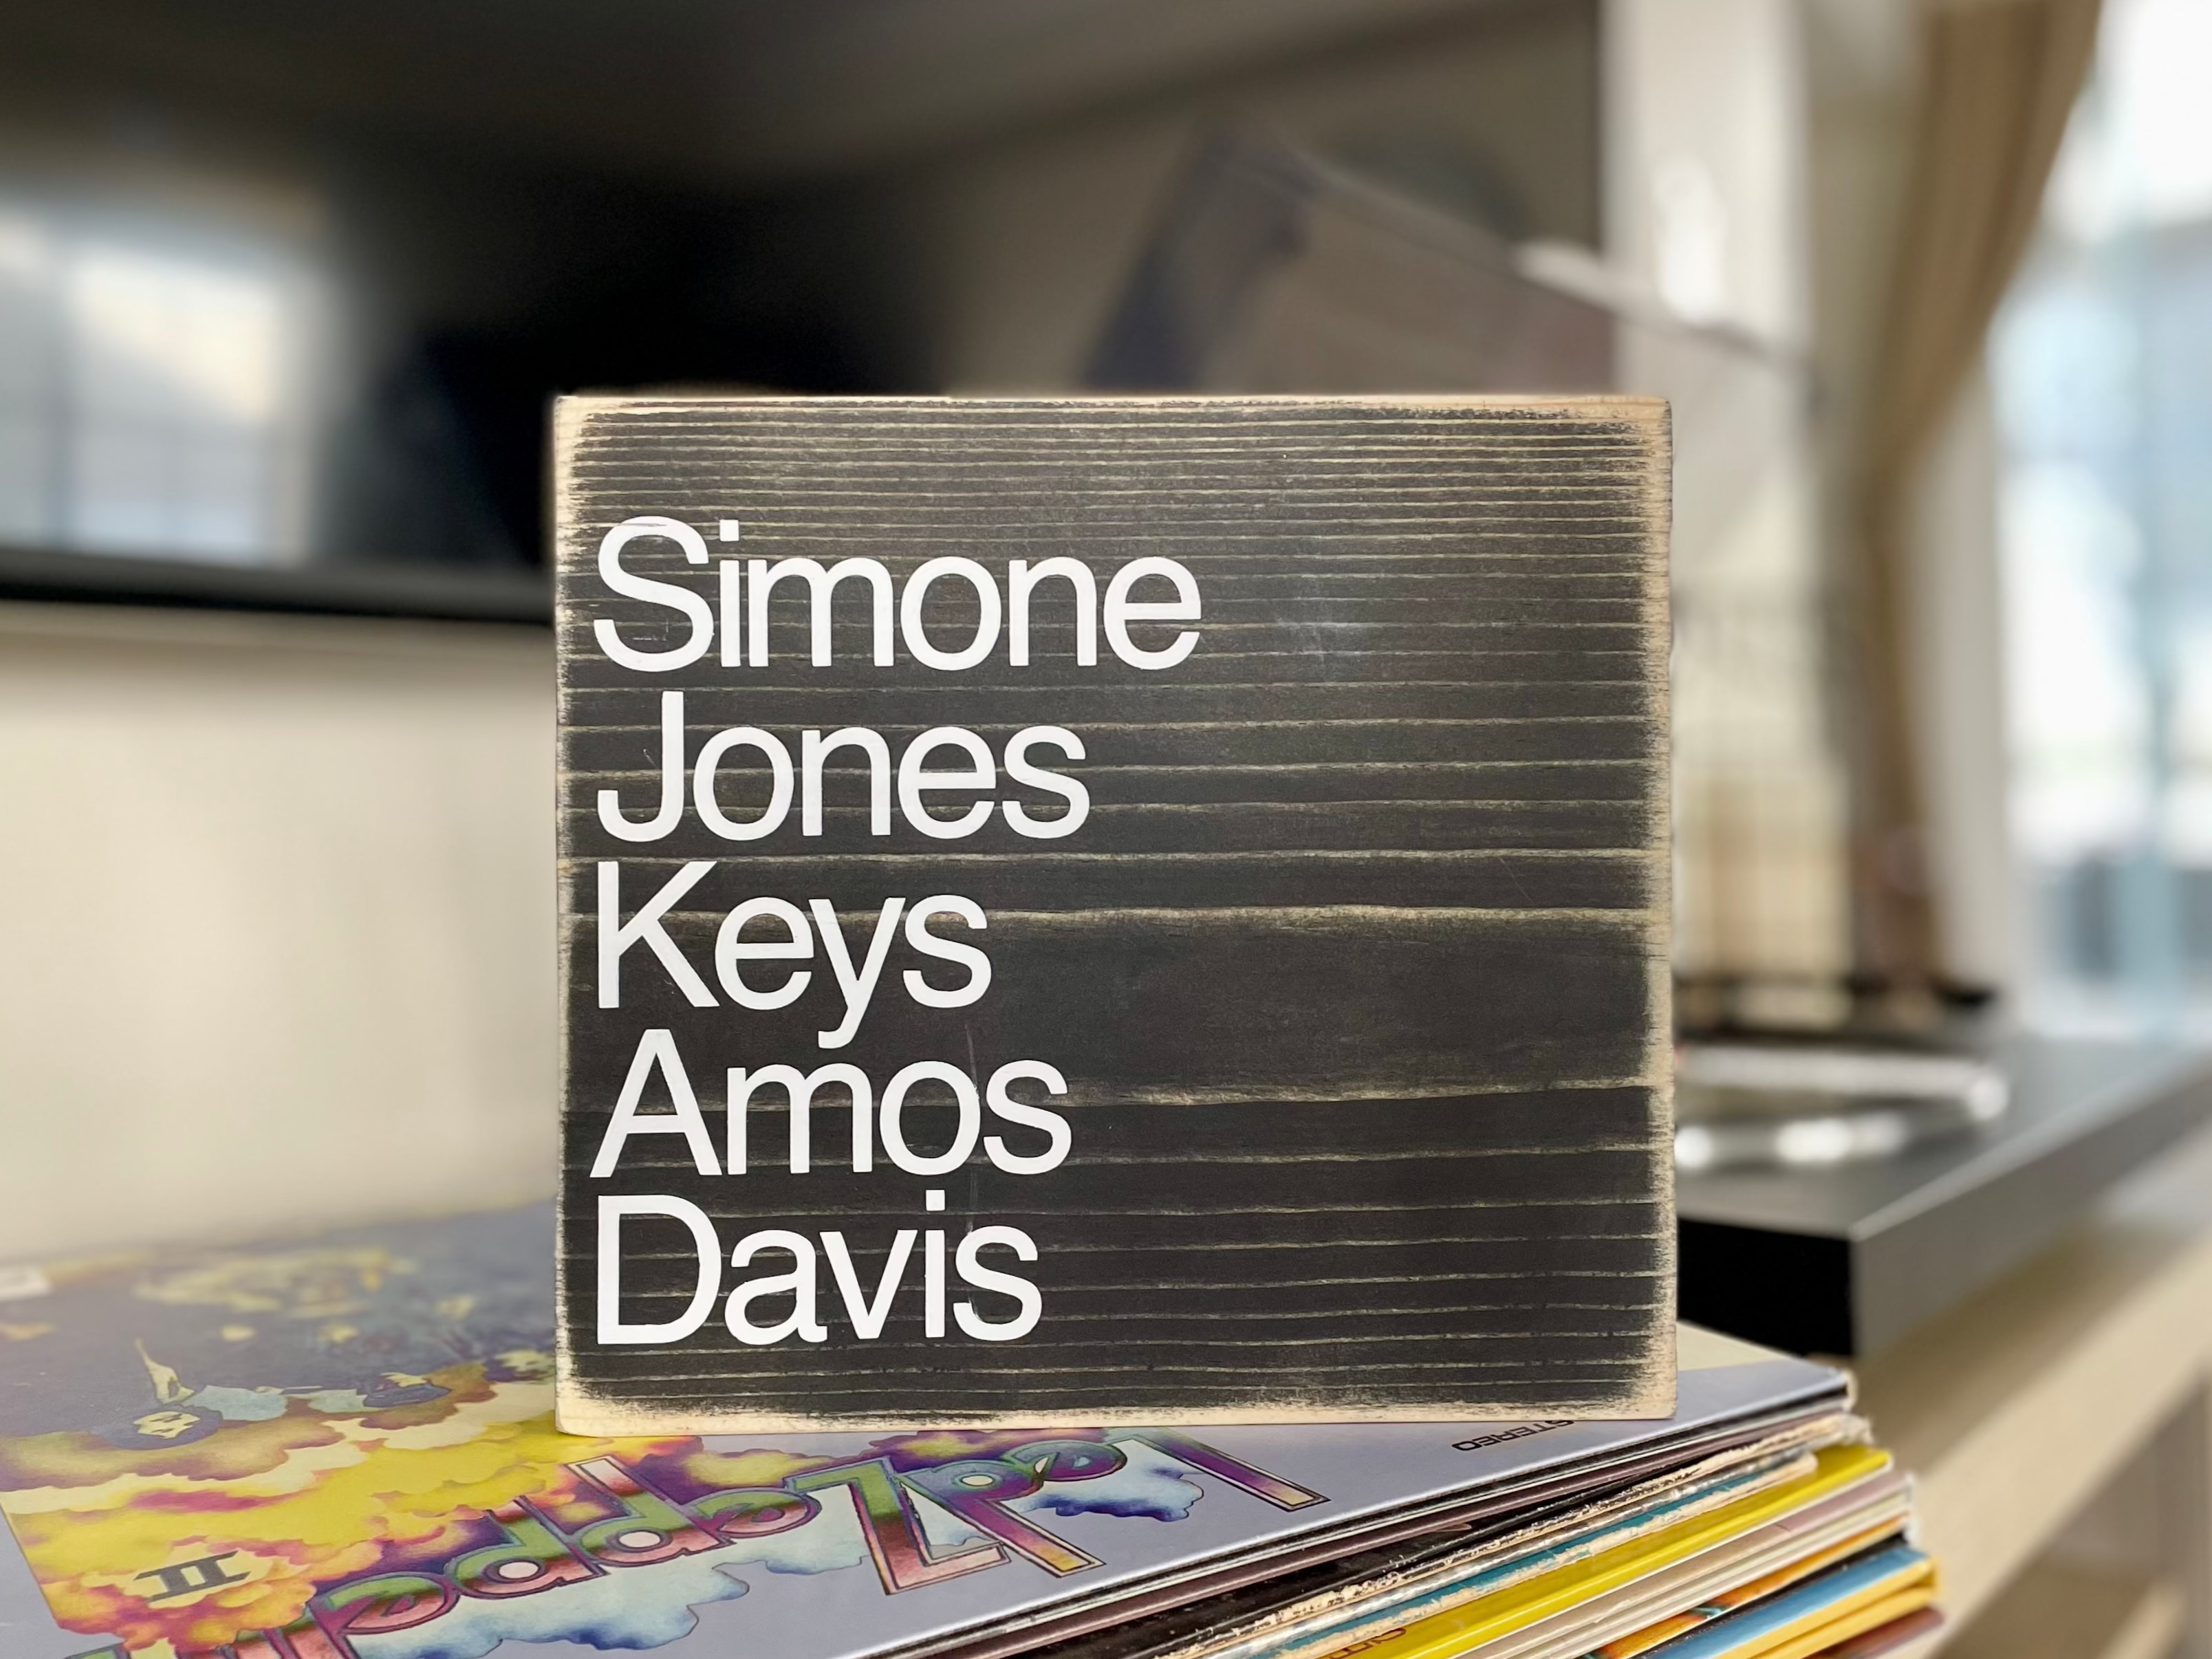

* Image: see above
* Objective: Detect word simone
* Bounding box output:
[594,514,1201,673]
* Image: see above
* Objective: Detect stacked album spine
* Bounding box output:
[1046,1385,1934,1659]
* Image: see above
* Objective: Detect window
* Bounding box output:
[0,197,315,565]
[1995,0,2212,1031]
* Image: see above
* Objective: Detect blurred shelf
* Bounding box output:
[709,0,1512,175]
[1940,1557,2184,1659]
[0,0,1519,183]
[0,545,551,627]
[1851,1123,2212,1630]
[1678,1037,2212,1355]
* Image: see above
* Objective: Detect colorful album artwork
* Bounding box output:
[0,1207,1327,1659]
[0,1206,1839,1659]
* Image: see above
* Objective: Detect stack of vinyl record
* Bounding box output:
[1037,1329,1936,1659]
[0,1206,1933,1659]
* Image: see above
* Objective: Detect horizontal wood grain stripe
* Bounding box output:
[580,759,1656,799]
[574,800,1653,843]
[561,653,1651,691]
[572,429,1656,446]
[570,1234,1667,1268]
[559,861,1660,915]
[567,617,1651,645]
[579,1363,1655,1392]
[573,725,1653,774]
[567,418,1655,441]
[565,465,1656,488]
[576,1236,1666,1268]
[572,436,1652,456]
[567,684,1647,726]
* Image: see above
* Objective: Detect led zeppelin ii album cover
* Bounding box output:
[553,395,1673,1434]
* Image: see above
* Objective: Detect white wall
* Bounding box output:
[1605,0,1854,1000]
[0,602,555,1261]
[1908,363,2019,988]
[1604,0,1808,347]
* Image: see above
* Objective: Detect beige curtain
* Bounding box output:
[1853,0,2103,987]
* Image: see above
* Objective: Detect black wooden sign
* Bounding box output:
[554,395,1673,1433]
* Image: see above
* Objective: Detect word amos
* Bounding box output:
[594,514,1200,673]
